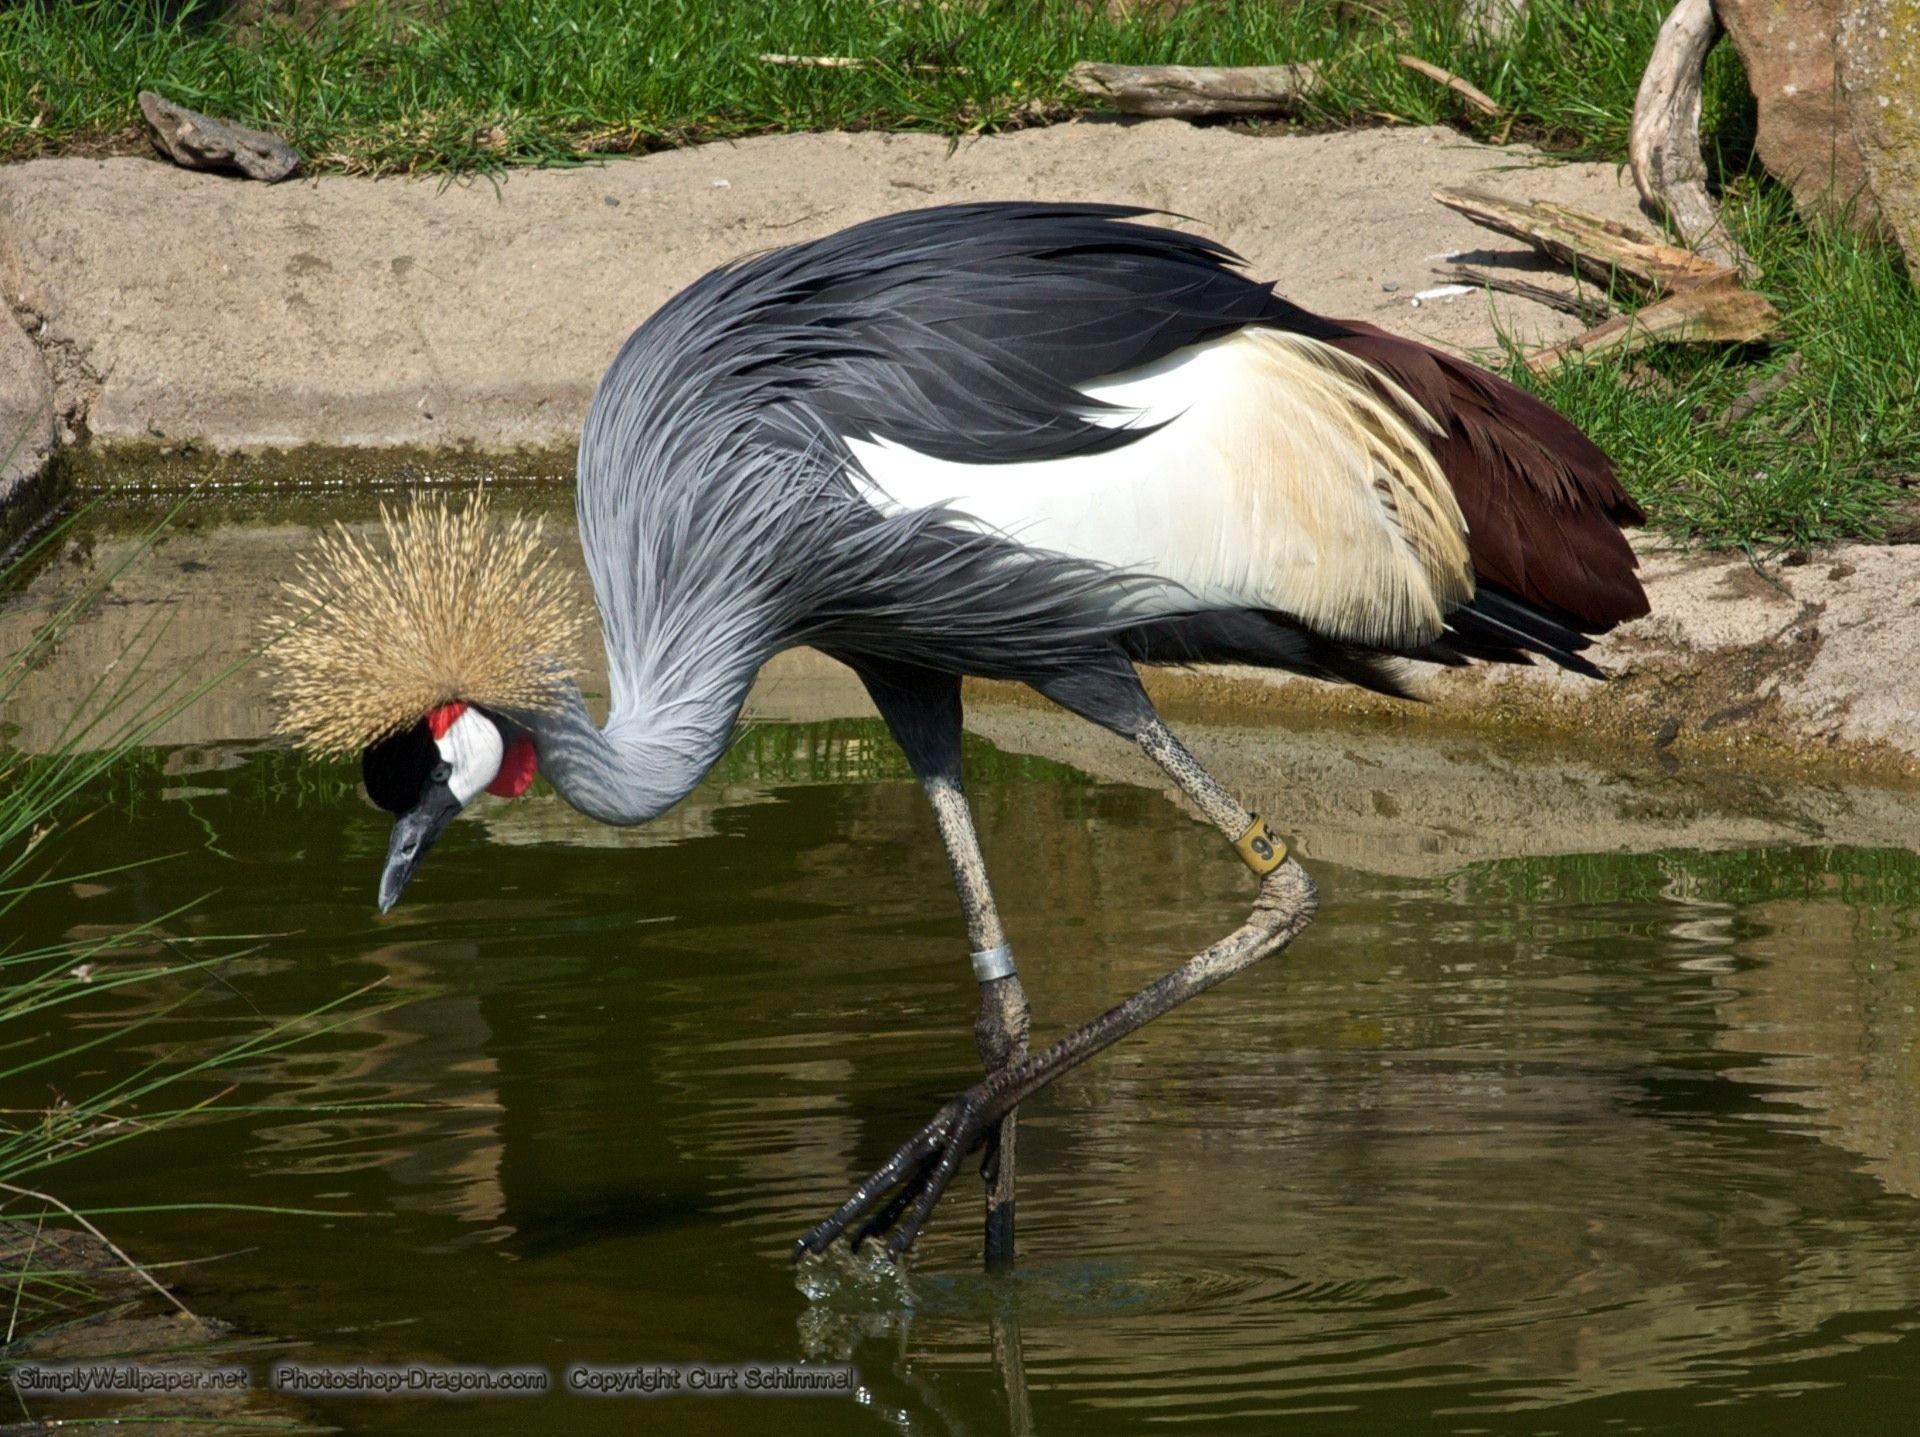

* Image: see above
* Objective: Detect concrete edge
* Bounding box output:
[0,302,64,558]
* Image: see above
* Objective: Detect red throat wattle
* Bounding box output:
[489,736,538,798]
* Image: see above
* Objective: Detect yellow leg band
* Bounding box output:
[1232,814,1288,874]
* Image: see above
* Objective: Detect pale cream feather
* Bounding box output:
[847,327,1474,649]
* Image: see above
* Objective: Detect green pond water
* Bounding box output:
[8,514,1920,1434]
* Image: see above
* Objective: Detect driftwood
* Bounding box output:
[137,90,299,182]
[1434,185,1779,370]
[1431,264,1612,324]
[1628,0,1752,271]
[1397,55,1501,117]
[1526,285,1782,371]
[1432,187,1734,298]
[1065,62,1321,118]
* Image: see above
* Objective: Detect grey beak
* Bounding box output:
[377,780,463,914]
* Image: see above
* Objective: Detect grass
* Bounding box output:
[0,0,1751,172]
[1520,186,1920,551]
[0,0,1911,549]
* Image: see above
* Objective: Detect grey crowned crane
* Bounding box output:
[268,202,1648,1269]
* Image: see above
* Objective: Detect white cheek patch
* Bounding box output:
[436,708,505,806]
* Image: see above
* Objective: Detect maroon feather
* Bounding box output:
[1326,321,1649,632]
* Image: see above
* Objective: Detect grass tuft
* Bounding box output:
[0,508,394,1347]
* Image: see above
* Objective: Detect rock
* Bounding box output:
[0,125,1649,465]
[136,91,300,183]
[1158,539,1920,775]
[1719,0,1920,271]
[0,307,59,546]
[1839,0,1920,273]
[1715,0,1876,223]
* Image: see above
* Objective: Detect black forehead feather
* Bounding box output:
[362,722,435,814]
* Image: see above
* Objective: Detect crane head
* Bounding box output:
[258,490,590,914]
[362,701,537,912]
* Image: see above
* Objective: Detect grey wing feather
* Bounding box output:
[577,205,1280,709]
[628,201,1344,466]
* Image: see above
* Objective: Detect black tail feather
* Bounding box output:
[1123,583,1611,697]
[1444,584,1606,680]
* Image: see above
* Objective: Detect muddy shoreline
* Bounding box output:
[1142,539,1920,782]
[0,1220,310,1433]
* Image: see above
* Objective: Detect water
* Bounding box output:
[8,511,1920,1434]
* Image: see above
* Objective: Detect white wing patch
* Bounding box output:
[846,328,1474,649]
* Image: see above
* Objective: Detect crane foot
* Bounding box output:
[791,1086,992,1262]
[793,860,1318,1264]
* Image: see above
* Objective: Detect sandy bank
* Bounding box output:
[1129,541,1920,776]
[0,122,1638,481]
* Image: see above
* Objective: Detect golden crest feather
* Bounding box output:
[263,491,592,755]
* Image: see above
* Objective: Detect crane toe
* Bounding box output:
[791,1090,992,1261]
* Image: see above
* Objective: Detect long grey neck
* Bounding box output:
[508,659,760,827]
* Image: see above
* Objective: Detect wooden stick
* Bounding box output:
[1431,264,1612,324]
[1065,61,1321,118]
[1432,186,1734,298]
[1397,54,1501,116]
[759,53,865,68]
[1527,286,1782,371]
[758,53,964,74]
[1628,0,1752,272]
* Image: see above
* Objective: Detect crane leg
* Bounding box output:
[837,656,1031,1270]
[794,664,1317,1262]
[925,773,1031,1271]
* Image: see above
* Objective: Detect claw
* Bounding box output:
[851,1163,932,1251]
[792,1122,940,1260]
[793,1090,991,1261]
[884,1110,975,1256]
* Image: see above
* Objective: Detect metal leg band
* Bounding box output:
[970,943,1018,983]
